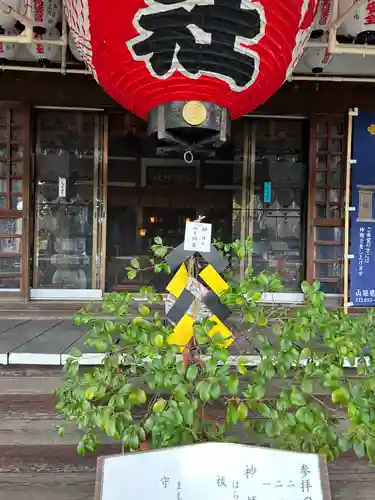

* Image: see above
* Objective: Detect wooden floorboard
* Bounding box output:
[0,321,61,353]
[64,331,96,355]
[12,321,83,355]
[0,320,28,335]
[0,376,61,395]
[0,459,373,500]
[0,418,84,447]
[0,472,95,500]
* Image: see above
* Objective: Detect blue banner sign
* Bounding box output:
[263,181,272,203]
[350,112,375,306]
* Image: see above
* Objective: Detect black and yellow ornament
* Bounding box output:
[152,243,234,350]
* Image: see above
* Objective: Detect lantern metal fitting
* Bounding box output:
[148,101,231,158]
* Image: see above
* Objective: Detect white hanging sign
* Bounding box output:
[58,177,66,198]
[96,443,330,500]
[184,221,212,253]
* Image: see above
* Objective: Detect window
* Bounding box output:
[307,115,346,294]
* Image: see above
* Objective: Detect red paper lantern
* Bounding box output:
[64,0,318,120]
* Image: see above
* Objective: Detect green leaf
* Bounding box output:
[206,358,217,376]
[154,236,163,245]
[186,364,198,382]
[153,399,167,413]
[181,405,195,426]
[252,384,266,400]
[331,387,350,405]
[119,383,133,395]
[136,389,147,404]
[301,379,313,394]
[227,376,239,396]
[304,410,314,428]
[265,364,275,379]
[174,384,188,402]
[237,402,248,421]
[129,433,140,450]
[338,436,352,453]
[154,334,164,348]
[226,403,238,425]
[85,387,97,400]
[301,281,311,295]
[144,417,154,433]
[138,427,146,443]
[70,347,81,358]
[354,438,365,458]
[77,439,86,456]
[131,258,140,269]
[128,270,137,280]
[290,388,306,407]
[256,403,272,418]
[56,425,65,437]
[197,381,210,402]
[154,246,168,258]
[366,440,375,463]
[139,305,150,317]
[155,264,163,273]
[104,416,116,437]
[237,247,245,260]
[246,313,254,323]
[210,382,221,400]
[296,407,306,423]
[176,361,186,376]
[236,358,248,375]
[348,402,358,420]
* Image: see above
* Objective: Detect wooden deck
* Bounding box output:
[0,318,258,366]
[0,320,98,366]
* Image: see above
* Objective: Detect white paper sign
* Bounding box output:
[184,221,212,253]
[97,443,328,500]
[58,177,67,198]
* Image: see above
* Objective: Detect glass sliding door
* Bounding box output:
[30,109,106,300]
[104,113,246,291]
[248,118,309,297]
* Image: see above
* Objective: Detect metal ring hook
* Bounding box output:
[184,150,194,164]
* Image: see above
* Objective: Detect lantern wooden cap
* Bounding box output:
[182,101,207,126]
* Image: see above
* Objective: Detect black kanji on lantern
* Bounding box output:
[129,0,263,89]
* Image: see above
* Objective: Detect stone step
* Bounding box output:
[0,417,83,447]
[0,472,96,500]
[0,376,61,395]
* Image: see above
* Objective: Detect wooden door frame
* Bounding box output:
[21,104,31,299]
[306,112,347,290]
[0,102,31,301]
[29,107,106,301]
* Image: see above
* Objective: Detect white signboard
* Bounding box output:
[184,221,212,253]
[96,443,330,500]
[58,177,67,198]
